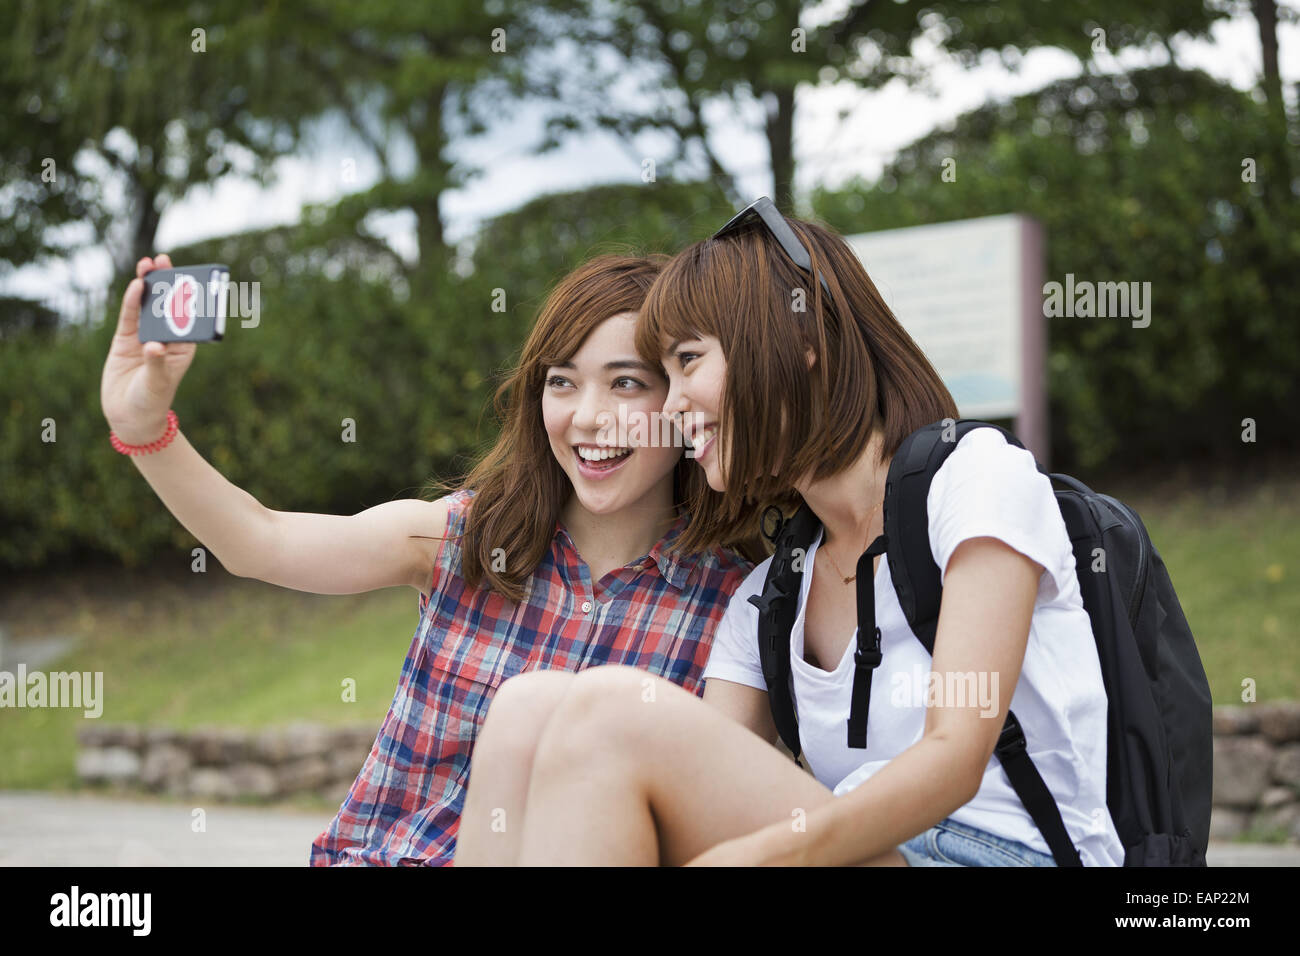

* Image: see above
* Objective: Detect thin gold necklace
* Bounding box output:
[820,500,883,585]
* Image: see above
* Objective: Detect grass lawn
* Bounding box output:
[1111,467,1299,708]
[0,567,416,792]
[1,465,1296,793]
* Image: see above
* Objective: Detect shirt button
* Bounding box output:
[581,600,592,614]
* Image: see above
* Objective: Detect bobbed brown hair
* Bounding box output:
[428,253,764,603]
[636,215,959,553]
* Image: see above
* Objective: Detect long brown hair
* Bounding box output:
[428,253,763,603]
[636,215,959,554]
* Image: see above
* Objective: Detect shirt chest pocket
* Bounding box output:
[423,592,530,684]
[415,599,530,753]
[385,630,524,803]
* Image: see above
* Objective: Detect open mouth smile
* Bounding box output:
[573,444,634,479]
[686,423,717,461]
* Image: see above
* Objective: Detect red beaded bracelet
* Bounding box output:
[110,409,180,456]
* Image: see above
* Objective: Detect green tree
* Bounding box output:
[812,65,1300,469]
[1,0,580,316]
[263,0,583,299]
[1,0,325,279]
[536,0,1226,213]
[470,178,731,310]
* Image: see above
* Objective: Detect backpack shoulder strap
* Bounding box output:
[884,418,1083,867]
[884,418,1024,651]
[748,502,821,763]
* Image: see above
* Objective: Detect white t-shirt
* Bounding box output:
[703,428,1125,866]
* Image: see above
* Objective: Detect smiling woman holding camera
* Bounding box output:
[100,251,761,866]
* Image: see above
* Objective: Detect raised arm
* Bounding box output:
[100,253,450,596]
[239,496,450,594]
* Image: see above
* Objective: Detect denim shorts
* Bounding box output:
[897,817,1058,867]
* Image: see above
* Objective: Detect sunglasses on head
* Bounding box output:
[710,196,832,298]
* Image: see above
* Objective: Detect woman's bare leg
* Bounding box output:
[455,669,577,865]
[515,665,907,866]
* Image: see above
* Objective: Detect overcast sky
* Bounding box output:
[9,8,1298,315]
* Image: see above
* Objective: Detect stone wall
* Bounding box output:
[75,723,376,806]
[73,703,1300,844]
[1211,703,1300,842]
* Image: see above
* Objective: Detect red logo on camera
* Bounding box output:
[163,274,200,337]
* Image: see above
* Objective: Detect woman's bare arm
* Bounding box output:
[243,495,451,594]
[123,426,451,594]
[742,535,1040,865]
[702,678,779,745]
[101,252,450,597]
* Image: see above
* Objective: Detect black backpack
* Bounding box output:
[748,418,1212,866]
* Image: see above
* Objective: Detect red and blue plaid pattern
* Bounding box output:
[309,489,754,865]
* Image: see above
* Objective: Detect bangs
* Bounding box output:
[533,253,667,372]
[635,244,728,363]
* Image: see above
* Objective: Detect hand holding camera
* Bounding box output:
[100,254,216,446]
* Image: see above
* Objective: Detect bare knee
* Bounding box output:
[555,665,659,730]
[532,665,661,770]
[476,669,577,760]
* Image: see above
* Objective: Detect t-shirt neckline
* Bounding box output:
[792,525,886,679]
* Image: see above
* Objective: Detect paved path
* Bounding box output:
[2,791,1298,866]
[1203,842,1300,867]
[0,633,81,672]
[0,791,334,866]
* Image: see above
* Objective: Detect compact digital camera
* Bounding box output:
[139,264,230,343]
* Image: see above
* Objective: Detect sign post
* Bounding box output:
[845,214,1048,465]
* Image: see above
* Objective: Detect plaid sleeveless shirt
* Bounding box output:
[310,488,754,865]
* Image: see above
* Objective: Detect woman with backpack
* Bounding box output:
[100,251,760,866]
[455,201,1127,867]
